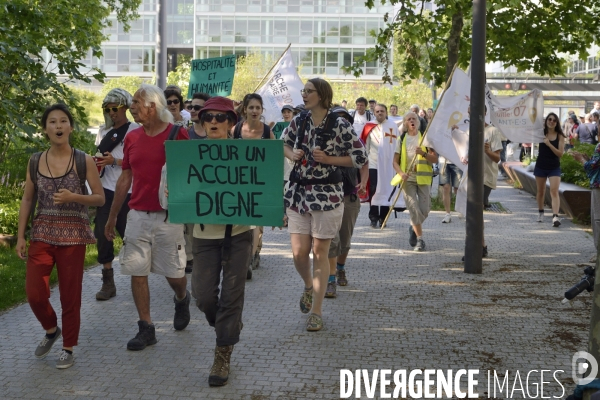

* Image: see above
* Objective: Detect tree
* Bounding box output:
[346,0,600,87]
[0,0,141,167]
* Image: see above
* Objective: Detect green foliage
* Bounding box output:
[353,0,599,87]
[101,75,150,99]
[330,81,433,112]
[0,198,20,235]
[0,0,141,173]
[71,87,104,127]
[561,142,596,188]
[167,62,191,98]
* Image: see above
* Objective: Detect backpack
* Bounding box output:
[233,122,271,139]
[96,122,131,155]
[159,124,184,210]
[28,149,88,232]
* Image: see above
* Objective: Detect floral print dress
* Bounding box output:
[282,109,367,214]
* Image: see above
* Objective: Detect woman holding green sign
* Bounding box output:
[191,96,253,387]
[282,78,367,332]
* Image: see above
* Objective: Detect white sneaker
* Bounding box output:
[442,213,451,223]
[553,216,561,227]
[537,213,543,223]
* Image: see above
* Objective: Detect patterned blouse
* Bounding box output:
[584,143,600,189]
[282,110,367,214]
[31,169,96,246]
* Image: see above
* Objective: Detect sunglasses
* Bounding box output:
[201,113,229,123]
[166,99,180,105]
[300,88,316,96]
[547,118,557,122]
[187,105,203,111]
[104,105,124,113]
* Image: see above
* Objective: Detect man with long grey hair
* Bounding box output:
[104,84,190,351]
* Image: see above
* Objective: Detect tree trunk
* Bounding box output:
[446,8,464,82]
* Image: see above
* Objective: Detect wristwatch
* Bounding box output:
[112,158,117,166]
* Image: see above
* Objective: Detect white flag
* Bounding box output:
[255,49,304,125]
[487,89,545,144]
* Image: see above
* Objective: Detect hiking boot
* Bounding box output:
[299,289,313,314]
[35,327,62,359]
[553,216,561,227]
[209,345,234,386]
[96,268,116,300]
[414,238,425,252]
[325,282,337,298]
[336,269,348,286]
[173,290,191,331]
[185,260,193,274]
[56,349,74,369]
[378,219,385,228]
[442,213,451,223]
[370,219,377,228]
[408,226,417,247]
[127,320,157,351]
[251,253,261,269]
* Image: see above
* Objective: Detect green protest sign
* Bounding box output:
[187,55,236,98]
[271,121,290,139]
[165,140,284,226]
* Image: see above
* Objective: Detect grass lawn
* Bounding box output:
[0,237,122,312]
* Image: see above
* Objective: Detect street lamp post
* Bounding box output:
[464,0,486,274]
[156,0,167,89]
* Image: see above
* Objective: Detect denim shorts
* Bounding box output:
[533,166,561,178]
[438,163,463,188]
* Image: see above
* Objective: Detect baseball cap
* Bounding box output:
[281,105,294,113]
[331,106,353,124]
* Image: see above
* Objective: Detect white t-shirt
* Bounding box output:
[180,109,191,125]
[95,121,139,192]
[483,126,503,189]
[352,111,372,136]
[395,133,420,182]
[388,115,403,128]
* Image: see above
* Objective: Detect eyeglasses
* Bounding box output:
[300,89,316,96]
[187,105,203,111]
[201,113,229,123]
[166,99,180,105]
[104,105,124,113]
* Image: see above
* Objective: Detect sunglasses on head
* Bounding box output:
[201,113,229,123]
[166,99,180,105]
[187,105,203,111]
[104,105,124,113]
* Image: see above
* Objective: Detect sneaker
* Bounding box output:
[251,253,261,269]
[325,282,337,298]
[306,313,323,331]
[414,238,425,252]
[56,349,74,369]
[336,269,348,286]
[299,289,313,314]
[185,260,193,274]
[553,216,561,227]
[173,290,191,331]
[537,213,543,223]
[378,219,384,228]
[35,327,62,359]
[370,220,377,228]
[209,345,234,386]
[127,320,157,351]
[482,246,488,258]
[408,226,417,247]
[442,213,451,223]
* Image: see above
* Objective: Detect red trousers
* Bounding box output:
[26,241,86,347]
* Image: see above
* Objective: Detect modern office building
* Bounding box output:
[75,0,395,85]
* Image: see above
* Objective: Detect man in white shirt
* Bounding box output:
[388,104,403,128]
[363,104,401,227]
[349,97,374,136]
[94,88,139,301]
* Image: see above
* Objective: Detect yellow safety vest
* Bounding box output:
[400,132,433,185]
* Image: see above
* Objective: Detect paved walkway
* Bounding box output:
[0,179,595,399]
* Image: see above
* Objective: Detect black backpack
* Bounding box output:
[28,149,88,232]
[96,122,131,154]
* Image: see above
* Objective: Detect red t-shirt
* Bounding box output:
[122,124,189,211]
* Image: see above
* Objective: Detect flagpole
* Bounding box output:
[380,64,458,229]
[252,43,293,93]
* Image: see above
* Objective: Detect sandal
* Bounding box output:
[299,289,313,314]
[306,313,323,331]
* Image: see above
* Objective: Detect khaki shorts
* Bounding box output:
[287,204,344,239]
[119,210,186,278]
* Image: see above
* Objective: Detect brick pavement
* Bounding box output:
[0,178,595,399]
